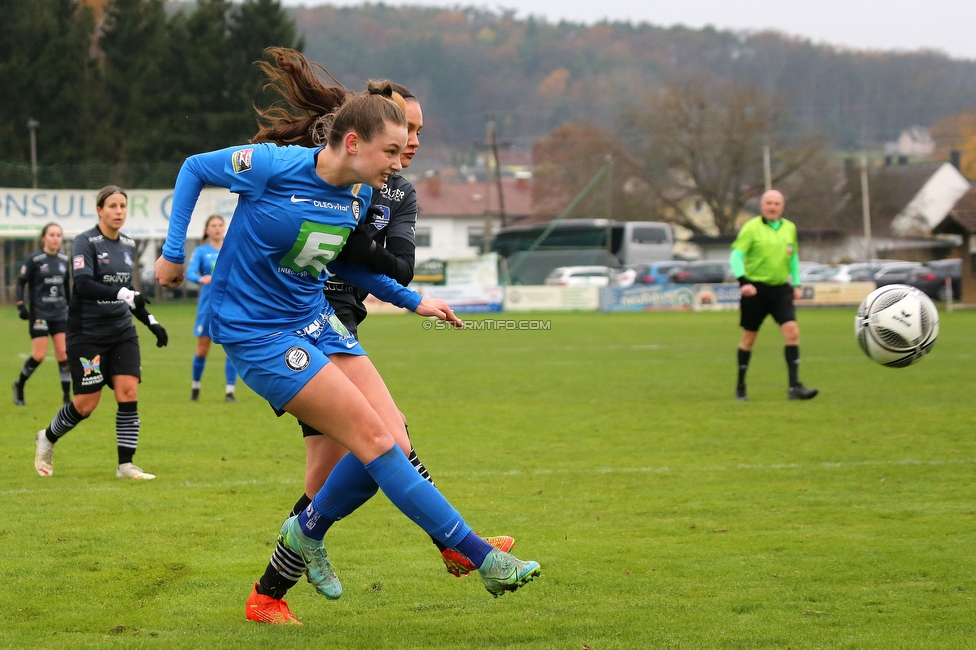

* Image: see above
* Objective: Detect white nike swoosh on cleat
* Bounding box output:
[290,195,311,203]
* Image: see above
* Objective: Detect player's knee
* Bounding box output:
[74,398,98,417]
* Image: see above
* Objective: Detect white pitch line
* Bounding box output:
[3,458,972,496]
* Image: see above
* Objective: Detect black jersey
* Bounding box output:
[17,250,70,321]
[68,226,139,339]
[325,173,418,325]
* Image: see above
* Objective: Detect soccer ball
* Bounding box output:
[854,284,939,367]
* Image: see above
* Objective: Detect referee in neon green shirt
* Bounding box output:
[730,190,818,401]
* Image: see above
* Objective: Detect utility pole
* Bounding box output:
[487,117,506,229]
[762,145,772,192]
[480,113,508,253]
[860,154,874,261]
[605,153,614,260]
[27,118,39,189]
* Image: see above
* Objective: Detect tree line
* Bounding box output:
[295,5,976,150]
[0,0,300,175]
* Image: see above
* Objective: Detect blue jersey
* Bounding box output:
[186,242,221,313]
[162,143,422,343]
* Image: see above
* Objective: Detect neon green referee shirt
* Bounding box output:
[729,216,800,286]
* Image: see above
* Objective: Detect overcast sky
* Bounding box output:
[280,0,976,60]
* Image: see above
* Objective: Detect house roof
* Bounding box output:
[933,187,976,234]
[834,161,946,236]
[414,176,534,218]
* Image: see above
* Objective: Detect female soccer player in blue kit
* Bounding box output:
[246,53,514,623]
[155,72,540,624]
[186,215,238,402]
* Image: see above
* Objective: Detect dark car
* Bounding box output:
[906,259,962,301]
[668,261,733,284]
[614,260,688,286]
[873,262,921,288]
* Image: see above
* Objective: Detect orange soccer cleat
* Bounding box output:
[441,535,516,577]
[245,583,302,626]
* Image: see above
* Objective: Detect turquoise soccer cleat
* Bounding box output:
[278,515,342,600]
[478,549,541,597]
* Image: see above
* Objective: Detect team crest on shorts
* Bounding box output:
[284,346,311,371]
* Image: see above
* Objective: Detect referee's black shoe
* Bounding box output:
[12,380,25,406]
[735,384,748,401]
[788,383,819,400]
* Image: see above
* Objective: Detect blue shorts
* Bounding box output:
[223,306,366,410]
[193,308,212,338]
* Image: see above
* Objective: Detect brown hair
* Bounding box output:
[327,80,406,148]
[201,214,224,243]
[40,222,62,242]
[251,47,406,149]
[96,185,127,208]
[389,82,415,100]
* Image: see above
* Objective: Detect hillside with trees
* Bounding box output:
[295,5,976,149]
[2,0,975,193]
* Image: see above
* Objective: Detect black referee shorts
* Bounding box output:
[67,329,142,394]
[739,282,796,332]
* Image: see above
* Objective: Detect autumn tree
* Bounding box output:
[531,123,655,222]
[931,108,976,180]
[621,77,826,234]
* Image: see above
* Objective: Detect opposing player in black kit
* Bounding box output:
[33,186,168,480]
[13,223,72,405]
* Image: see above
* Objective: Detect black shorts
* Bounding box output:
[739,282,796,332]
[67,330,142,395]
[29,318,67,339]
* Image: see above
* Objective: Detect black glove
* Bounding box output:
[133,292,150,312]
[17,303,29,320]
[364,205,383,226]
[148,315,168,347]
[337,226,378,264]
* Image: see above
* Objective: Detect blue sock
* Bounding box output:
[302,452,380,540]
[191,355,206,382]
[224,357,236,387]
[453,530,494,568]
[362,447,473,548]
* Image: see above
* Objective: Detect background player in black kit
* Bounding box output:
[13,222,72,405]
[33,186,169,480]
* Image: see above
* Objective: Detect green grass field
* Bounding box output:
[1,304,974,649]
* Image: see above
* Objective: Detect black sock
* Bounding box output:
[291,493,312,517]
[737,349,751,386]
[58,361,71,399]
[116,401,139,465]
[256,493,314,599]
[785,345,800,386]
[18,357,42,386]
[47,401,87,442]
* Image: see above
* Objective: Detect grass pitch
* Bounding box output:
[1,304,974,649]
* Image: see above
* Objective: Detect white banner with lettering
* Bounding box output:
[0,187,239,240]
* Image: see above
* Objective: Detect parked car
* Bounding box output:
[906,258,962,301]
[668,261,734,284]
[873,262,922,288]
[544,266,614,287]
[799,263,835,283]
[830,260,914,283]
[613,260,688,286]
